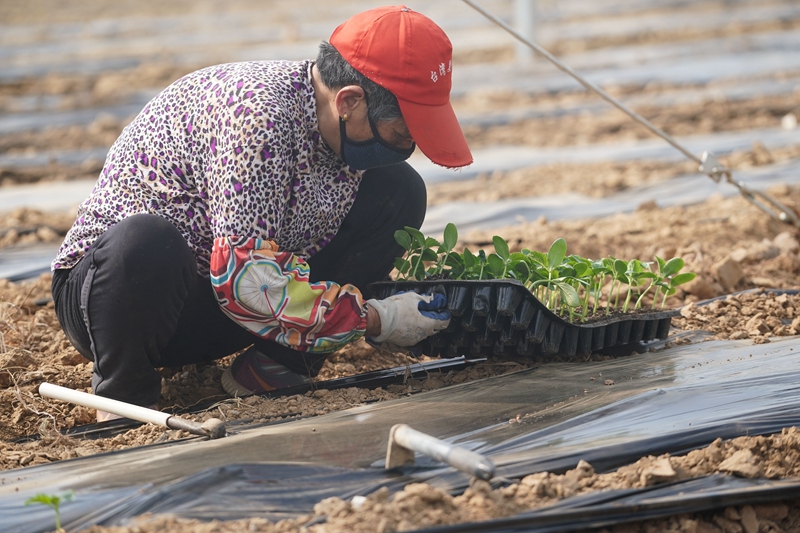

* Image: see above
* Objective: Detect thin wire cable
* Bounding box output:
[462,0,800,227]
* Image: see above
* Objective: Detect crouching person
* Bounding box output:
[51,6,472,420]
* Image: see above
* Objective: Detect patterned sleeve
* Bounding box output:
[209,236,368,353]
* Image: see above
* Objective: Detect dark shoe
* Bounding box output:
[221,346,311,397]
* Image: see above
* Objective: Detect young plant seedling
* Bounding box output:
[393,229,413,280]
[525,239,580,315]
[25,491,74,533]
[653,256,697,309]
[622,259,655,312]
[390,223,695,322]
[435,223,459,275]
[460,247,478,280]
[393,226,439,280]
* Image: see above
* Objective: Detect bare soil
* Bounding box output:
[0,208,75,249]
[462,93,800,150]
[465,185,800,300]
[428,143,800,205]
[3,1,800,530]
[675,291,800,341]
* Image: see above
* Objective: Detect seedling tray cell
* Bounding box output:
[605,322,620,347]
[512,301,537,330]
[370,279,680,359]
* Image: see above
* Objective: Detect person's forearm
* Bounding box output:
[365,303,381,337]
[210,236,369,353]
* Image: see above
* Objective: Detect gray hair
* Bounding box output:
[316,41,403,124]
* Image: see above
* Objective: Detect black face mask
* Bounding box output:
[339,113,415,170]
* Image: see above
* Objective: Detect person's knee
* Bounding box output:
[362,162,427,229]
[396,164,427,229]
[99,214,195,279]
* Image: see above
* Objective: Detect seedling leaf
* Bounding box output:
[393,257,410,275]
[513,260,530,278]
[488,254,505,278]
[553,281,581,308]
[493,235,510,261]
[404,226,426,247]
[394,230,411,250]
[421,248,438,262]
[443,223,458,251]
[528,250,549,268]
[573,262,590,277]
[462,248,477,269]
[671,272,696,286]
[445,254,464,268]
[425,237,441,248]
[548,238,567,269]
[558,265,576,279]
[662,257,685,277]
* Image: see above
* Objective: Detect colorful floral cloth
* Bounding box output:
[210,237,366,353]
[53,60,368,352]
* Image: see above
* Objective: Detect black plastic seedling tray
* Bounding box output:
[370,279,680,358]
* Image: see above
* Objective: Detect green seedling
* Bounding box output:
[653,256,697,309]
[393,226,438,280]
[486,236,530,281]
[393,229,413,280]
[525,239,580,315]
[566,255,595,321]
[435,223,459,275]
[622,259,655,313]
[391,224,695,322]
[587,259,608,315]
[460,247,478,279]
[26,491,74,533]
[475,250,489,280]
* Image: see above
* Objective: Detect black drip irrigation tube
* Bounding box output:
[371,280,678,359]
[15,356,482,443]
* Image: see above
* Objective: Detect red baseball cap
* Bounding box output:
[330,5,473,169]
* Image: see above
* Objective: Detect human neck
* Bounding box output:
[311,64,341,157]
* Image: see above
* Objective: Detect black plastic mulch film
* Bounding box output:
[3,334,800,533]
[370,280,677,358]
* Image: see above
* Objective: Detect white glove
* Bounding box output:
[366,292,451,349]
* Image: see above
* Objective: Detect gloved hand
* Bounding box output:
[366,292,450,351]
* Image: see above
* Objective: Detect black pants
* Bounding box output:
[52,163,426,406]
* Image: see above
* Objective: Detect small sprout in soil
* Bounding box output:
[392,224,695,321]
[25,491,74,533]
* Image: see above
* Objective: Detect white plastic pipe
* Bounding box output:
[39,382,171,426]
[389,424,496,480]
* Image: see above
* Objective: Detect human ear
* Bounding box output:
[334,85,367,120]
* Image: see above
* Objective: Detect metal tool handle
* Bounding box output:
[388,424,496,480]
